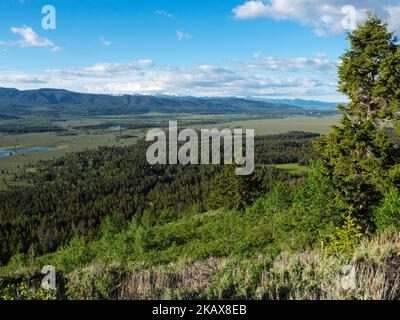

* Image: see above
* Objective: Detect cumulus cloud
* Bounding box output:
[0,26,60,51]
[238,53,337,72]
[11,26,54,47]
[233,0,270,19]
[0,57,341,100]
[233,0,400,36]
[82,66,305,96]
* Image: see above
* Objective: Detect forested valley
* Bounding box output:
[0,132,316,264]
[1,15,400,300]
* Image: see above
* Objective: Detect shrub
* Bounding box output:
[327,213,363,254]
[43,236,94,273]
[374,188,400,232]
[292,161,341,244]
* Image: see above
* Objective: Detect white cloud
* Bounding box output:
[176,30,191,40]
[0,73,47,84]
[48,59,153,80]
[232,1,400,36]
[233,1,270,19]
[238,53,337,72]
[99,36,112,46]
[386,5,400,31]
[134,59,154,67]
[0,57,342,100]
[0,26,60,51]
[11,26,54,47]
[61,62,142,77]
[51,46,62,52]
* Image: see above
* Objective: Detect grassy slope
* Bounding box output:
[1,207,399,300]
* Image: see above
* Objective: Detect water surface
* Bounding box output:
[0,147,51,157]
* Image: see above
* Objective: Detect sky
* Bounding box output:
[0,0,399,101]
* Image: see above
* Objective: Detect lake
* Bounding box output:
[0,147,51,157]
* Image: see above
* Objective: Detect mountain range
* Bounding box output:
[0,87,339,118]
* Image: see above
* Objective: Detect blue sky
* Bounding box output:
[0,0,399,101]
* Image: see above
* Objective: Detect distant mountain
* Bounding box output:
[0,113,19,120]
[0,88,338,117]
[259,98,342,109]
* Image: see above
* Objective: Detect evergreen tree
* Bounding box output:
[208,164,259,211]
[315,15,400,229]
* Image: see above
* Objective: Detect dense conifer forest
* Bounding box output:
[0,133,316,264]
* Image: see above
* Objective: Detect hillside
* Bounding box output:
[1,175,399,300]
[0,133,317,264]
[0,88,338,117]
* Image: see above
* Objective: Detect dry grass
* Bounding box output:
[3,234,399,300]
[254,234,400,300]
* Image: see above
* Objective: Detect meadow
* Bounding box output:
[211,115,340,135]
[270,163,310,174]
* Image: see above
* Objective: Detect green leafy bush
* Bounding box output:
[374,188,400,231]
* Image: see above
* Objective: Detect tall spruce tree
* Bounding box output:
[208,164,259,211]
[315,15,400,229]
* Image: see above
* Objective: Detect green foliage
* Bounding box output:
[3,234,400,300]
[0,142,222,264]
[136,209,278,265]
[327,213,363,254]
[0,133,312,265]
[374,188,400,231]
[339,15,400,111]
[2,253,27,274]
[246,184,294,246]
[43,236,94,273]
[292,161,341,244]
[0,282,56,300]
[3,15,400,301]
[207,164,260,211]
[92,216,137,264]
[315,15,400,229]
